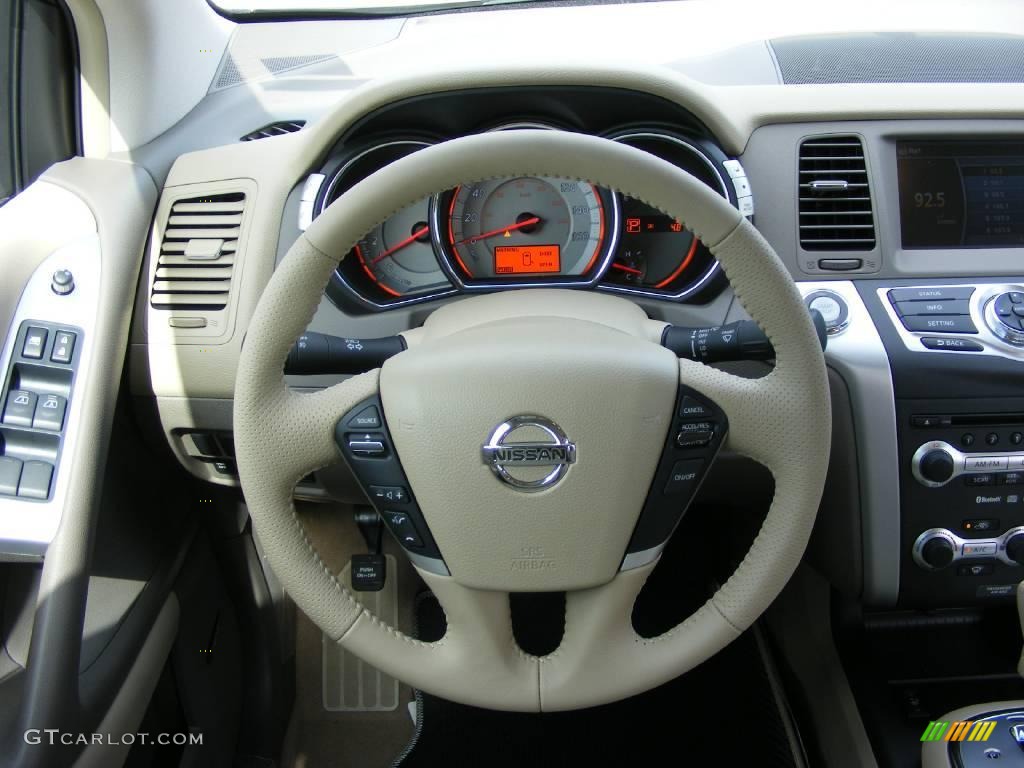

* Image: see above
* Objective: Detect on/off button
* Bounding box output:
[663,459,704,495]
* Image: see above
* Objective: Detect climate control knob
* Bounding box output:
[914,530,957,571]
[1006,533,1024,565]
[913,444,957,487]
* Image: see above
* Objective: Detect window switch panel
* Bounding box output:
[50,331,75,364]
[17,461,52,499]
[22,327,47,359]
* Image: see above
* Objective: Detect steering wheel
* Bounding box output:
[233,130,831,711]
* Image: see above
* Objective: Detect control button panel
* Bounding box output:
[913,526,1024,571]
[336,397,445,570]
[985,291,1024,345]
[622,385,728,562]
[0,320,83,501]
[912,440,1024,489]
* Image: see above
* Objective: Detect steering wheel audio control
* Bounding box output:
[984,291,1024,346]
[336,397,446,573]
[913,526,1024,571]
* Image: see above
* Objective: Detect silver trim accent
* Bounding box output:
[481,415,576,492]
[911,439,1024,488]
[620,542,666,571]
[405,549,450,576]
[430,181,622,293]
[877,283,1024,361]
[912,526,1024,570]
[321,140,459,311]
[597,131,734,302]
[798,281,901,606]
[0,235,100,558]
[983,295,1024,346]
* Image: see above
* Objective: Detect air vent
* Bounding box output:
[150,193,245,311]
[240,121,305,142]
[798,136,876,251]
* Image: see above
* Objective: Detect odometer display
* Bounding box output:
[444,177,606,280]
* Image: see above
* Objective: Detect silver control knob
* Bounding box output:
[985,291,1024,346]
[51,269,74,296]
[914,530,957,570]
[911,442,958,487]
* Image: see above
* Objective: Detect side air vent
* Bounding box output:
[798,136,876,251]
[150,193,245,311]
[240,121,305,142]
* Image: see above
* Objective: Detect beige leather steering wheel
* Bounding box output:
[234,130,831,711]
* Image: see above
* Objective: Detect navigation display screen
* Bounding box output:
[898,140,1024,249]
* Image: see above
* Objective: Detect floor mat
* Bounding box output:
[395,594,800,767]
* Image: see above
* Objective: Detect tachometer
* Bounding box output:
[352,201,450,298]
[442,177,610,281]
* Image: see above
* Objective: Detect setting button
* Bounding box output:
[3,390,37,427]
[369,485,409,505]
[901,316,978,333]
[664,458,704,495]
[51,331,76,364]
[382,510,423,548]
[32,394,67,431]
[22,327,47,359]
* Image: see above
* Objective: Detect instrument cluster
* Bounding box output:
[310,126,746,312]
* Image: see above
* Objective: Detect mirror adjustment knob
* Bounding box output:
[921,536,956,570]
[1006,533,1024,565]
[918,448,956,485]
[51,269,74,295]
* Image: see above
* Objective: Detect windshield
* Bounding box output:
[211,0,557,14]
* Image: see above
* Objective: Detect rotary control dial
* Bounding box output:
[985,290,1024,346]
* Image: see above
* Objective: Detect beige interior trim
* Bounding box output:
[234,130,830,711]
[64,0,112,159]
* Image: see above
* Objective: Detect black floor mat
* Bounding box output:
[396,594,798,767]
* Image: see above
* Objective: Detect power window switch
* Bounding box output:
[3,390,37,427]
[22,327,47,359]
[32,394,66,431]
[50,331,75,364]
[17,461,52,500]
[0,457,22,496]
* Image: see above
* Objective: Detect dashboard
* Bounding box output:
[292,89,748,313]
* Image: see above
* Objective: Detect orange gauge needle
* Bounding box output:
[456,216,541,246]
[371,225,431,265]
[611,262,643,275]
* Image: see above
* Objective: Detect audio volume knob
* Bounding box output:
[914,446,956,487]
[986,291,1024,346]
[921,536,956,570]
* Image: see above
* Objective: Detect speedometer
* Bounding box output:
[442,177,611,281]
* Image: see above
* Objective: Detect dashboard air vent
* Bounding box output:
[240,121,305,141]
[150,193,245,311]
[798,136,876,251]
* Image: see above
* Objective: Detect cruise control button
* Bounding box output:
[3,390,37,427]
[50,331,75,363]
[22,327,47,359]
[0,457,22,496]
[347,405,381,430]
[32,394,66,431]
[676,431,713,449]
[664,459,704,495]
[678,397,711,419]
[901,316,978,333]
[382,510,423,548]
[17,461,52,499]
[369,485,409,504]
[920,337,983,352]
